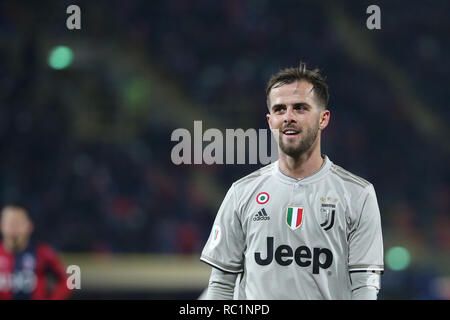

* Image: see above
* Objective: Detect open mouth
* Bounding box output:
[282,129,300,136]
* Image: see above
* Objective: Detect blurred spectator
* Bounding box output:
[0,205,71,299]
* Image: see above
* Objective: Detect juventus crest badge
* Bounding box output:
[320,206,335,231]
[319,197,337,231]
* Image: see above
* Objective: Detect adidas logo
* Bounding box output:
[253,208,270,221]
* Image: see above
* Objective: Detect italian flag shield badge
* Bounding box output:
[286,206,304,230]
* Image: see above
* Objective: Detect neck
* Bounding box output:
[278,143,324,180]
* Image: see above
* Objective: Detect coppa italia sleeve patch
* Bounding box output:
[209,225,221,249]
[256,192,270,204]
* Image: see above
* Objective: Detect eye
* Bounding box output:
[294,104,307,111]
[272,105,285,113]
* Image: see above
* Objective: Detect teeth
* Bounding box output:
[284,130,297,135]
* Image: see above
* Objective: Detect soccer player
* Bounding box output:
[200,62,384,300]
[0,205,71,299]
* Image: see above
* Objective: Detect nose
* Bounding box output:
[283,106,296,124]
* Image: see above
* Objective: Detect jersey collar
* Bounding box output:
[273,154,332,185]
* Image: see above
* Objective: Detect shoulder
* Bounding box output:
[232,162,276,189]
[327,163,380,223]
[226,163,276,213]
[329,163,371,188]
[328,163,374,199]
[36,242,53,251]
[35,243,59,258]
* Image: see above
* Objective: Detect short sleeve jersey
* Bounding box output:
[200,155,384,299]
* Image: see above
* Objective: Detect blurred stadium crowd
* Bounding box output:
[0,0,449,299]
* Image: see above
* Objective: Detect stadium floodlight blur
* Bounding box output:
[0,0,448,299]
[48,46,74,70]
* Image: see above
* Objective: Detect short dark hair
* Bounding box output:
[266,62,329,109]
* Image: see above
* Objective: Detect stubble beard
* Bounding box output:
[278,120,320,159]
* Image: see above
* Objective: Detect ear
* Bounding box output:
[266,113,272,130]
[319,109,330,130]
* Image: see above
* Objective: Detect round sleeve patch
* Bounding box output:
[256,192,270,204]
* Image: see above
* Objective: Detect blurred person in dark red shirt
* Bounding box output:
[0,205,71,299]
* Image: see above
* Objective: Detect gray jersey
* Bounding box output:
[200,155,384,299]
